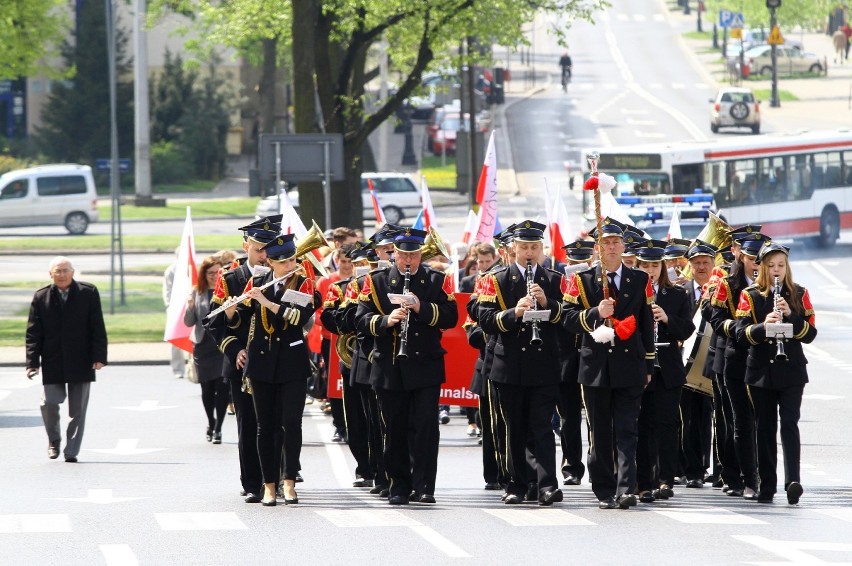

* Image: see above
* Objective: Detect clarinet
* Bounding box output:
[526,260,543,346]
[396,266,411,360]
[773,275,788,361]
[651,284,661,369]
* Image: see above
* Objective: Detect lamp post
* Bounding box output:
[767,0,781,107]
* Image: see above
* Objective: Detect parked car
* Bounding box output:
[408,72,460,119]
[426,101,461,152]
[724,29,803,59]
[744,44,824,76]
[432,113,461,156]
[709,86,760,134]
[0,164,99,234]
[637,219,706,241]
[255,172,422,225]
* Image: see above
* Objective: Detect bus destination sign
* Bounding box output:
[598,154,662,170]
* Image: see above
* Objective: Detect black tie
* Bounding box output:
[607,272,618,296]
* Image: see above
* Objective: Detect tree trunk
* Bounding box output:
[258,37,278,137]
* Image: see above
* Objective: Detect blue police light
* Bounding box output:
[615,196,643,205]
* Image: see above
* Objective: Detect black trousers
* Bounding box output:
[251,378,307,484]
[750,384,804,497]
[556,381,586,480]
[478,380,502,484]
[724,375,759,490]
[341,367,371,479]
[228,377,262,495]
[356,382,387,488]
[713,375,743,489]
[583,384,644,500]
[376,385,440,498]
[495,382,559,497]
[201,377,230,433]
[679,388,712,481]
[637,384,681,491]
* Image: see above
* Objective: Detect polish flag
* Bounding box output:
[473,131,498,243]
[420,177,437,231]
[164,207,197,353]
[550,183,572,264]
[667,205,682,240]
[461,209,477,244]
[368,179,387,224]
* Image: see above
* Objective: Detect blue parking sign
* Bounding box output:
[719,9,733,27]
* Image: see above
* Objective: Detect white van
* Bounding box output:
[0,164,99,234]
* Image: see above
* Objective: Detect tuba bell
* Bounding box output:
[296,220,332,277]
[335,333,357,369]
[421,226,451,262]
[680,211,732,280]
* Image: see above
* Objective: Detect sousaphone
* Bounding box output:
[421,226,451,262]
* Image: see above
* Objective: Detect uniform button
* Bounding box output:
[770,360,774,364]
[624,349,629,353]
[608,349,613,353]
[537,348,542,352]
[261,351,265,355]
[276,337,280,342]
[415,332,419,336]
[521,347,526,351]
[415,352,420,356]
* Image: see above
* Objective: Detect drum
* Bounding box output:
[682,313,714,397]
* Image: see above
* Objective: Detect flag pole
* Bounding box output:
[585,151,608,302]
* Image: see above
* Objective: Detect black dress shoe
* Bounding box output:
[261,498,277,507]
[284,496,299,505]
[525,483,538,501]
[484,482,502,491]
[388,494,409,505]
[64,455,78,463]
[369,484,387,495]
[563,474,581,486]
[295,474,304,483]
[786,482,803,505]
[638,491,655,503]
[617,494,637,509]
[212,432,222,444]
[712,477,725,488]
[503,494,524,505]
[418,494,436,504]
[685,479,704,488]
[48,442,60,460]
[244,493,261,503]
[598,496,618,509]
[655,484,674,499]
[378,488,390,498]
[206,427,213,442]
[538,489,564,506]
[757,493,774,503]
[726,488,744,497]
[353,477,374,488]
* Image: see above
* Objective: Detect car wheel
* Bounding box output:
[809,63,823,74]
[818,206,840,248]
[382,206,403,224]
[760,66,772,76]
[64,212,89,235]
[710,123,719,133]
[730,102,750,120]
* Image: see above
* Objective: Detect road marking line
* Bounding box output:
[654,507,767,524]
[0,514,72,533]
[86,439,165,456]
[734,534,852,563]
[155,512,247,531]
[0,391,9,402]
[113,400,177,411]
[56,489,147,504]
[409,525,471,558]
[484,508,595,526]
[813,508,852,522]
[317,509,420,527]
[320,421,362,489]
[100,545,139,566]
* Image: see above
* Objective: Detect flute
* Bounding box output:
[206,266,302,319]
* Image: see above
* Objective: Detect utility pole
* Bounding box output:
[106,0,126,311]
[134,0,152,202]
[767,0,781,107]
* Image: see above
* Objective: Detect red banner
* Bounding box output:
[326,293,480,407]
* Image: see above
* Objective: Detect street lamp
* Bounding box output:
[767,0,781,107]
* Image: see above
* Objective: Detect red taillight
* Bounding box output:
[754,102,760,113]
[714,103,720,112]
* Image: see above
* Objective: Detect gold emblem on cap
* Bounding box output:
[575,242,581,248]
[405,227,411,236]
[649,242,654,248]
[524,221,531,228]
[263,222,270,230]
[277,237,283,245]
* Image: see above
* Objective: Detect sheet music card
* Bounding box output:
[388,293,418,306]
[282,289,313,307]
[522,310,550,322]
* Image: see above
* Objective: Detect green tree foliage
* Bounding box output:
[149,52,236,181]
[35,0,134,163]
[0,0,67,79]
[707,0,834,31]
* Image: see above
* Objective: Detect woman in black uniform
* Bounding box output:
[633,240,695,502]
[735,241,817,504]
[236,234,319,506]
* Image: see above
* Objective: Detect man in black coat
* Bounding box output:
[477,221,566,506]
[206,215,280,503]
[562,218,655,510]
[26,256,107,462]
[355,227,458,505]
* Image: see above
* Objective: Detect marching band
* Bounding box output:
[202,186,818,510]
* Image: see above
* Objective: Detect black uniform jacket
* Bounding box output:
[321,276,356,371]
[562,264,655,388]
[340,274,375,387]
[476,263,565,387]
[239,271,319,384]
[707,272,752,378]
[650,284,695,390]
[735,283,817,389]
[355,264,458,391]
[206,259,253,380]
[26,280,108,384]
[686,278,719,378]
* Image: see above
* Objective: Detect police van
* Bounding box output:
[0,164,99,234]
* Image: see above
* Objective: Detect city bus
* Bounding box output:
[582,130,852,247]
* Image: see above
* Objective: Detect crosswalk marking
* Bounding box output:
[100,544,139,566]
[653,507,767,524]
[734,534,852,564]
[0,514,72,533]
[813,508,852,522]
[154,512,247,531]
[317,509,420,527]
[484,508,595,526]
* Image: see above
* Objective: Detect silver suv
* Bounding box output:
[709,87,760,134]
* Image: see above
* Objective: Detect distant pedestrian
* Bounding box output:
[163,247,186,378]
[842,23,852,60]
[26,256,108,463]
[832,28,847,64]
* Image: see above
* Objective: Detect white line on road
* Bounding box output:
[113,400,178,411]
[734,534,852,564]
[814,508,852,522]
[0,514,72,533]
[484,508,595,526]
[100,544,139,566]
[86,439,165,456]
[654,507,767,524]
[55,489,147,505]
[155,512,247,531]
[409,525,472,558]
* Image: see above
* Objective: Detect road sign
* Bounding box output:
[719,10,744,29]
[768,25,784,45]
[731,27,742,39]
[95,158,131,173]
[258,134,345,182]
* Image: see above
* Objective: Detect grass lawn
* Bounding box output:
[0,234,237,254]
[98,197,260,220]
[421,155,456,189]
[752,88,798,102]
[95,179,217,196]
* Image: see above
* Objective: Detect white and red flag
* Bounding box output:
[164,207,198,353]
[368,179,387,224]
[461,209,478,244]
[667,205,682,240]
[420,177,437,231]
[550,182,572,264]
[473,131,498,242]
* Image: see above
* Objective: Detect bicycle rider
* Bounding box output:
[559,51,572,89]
